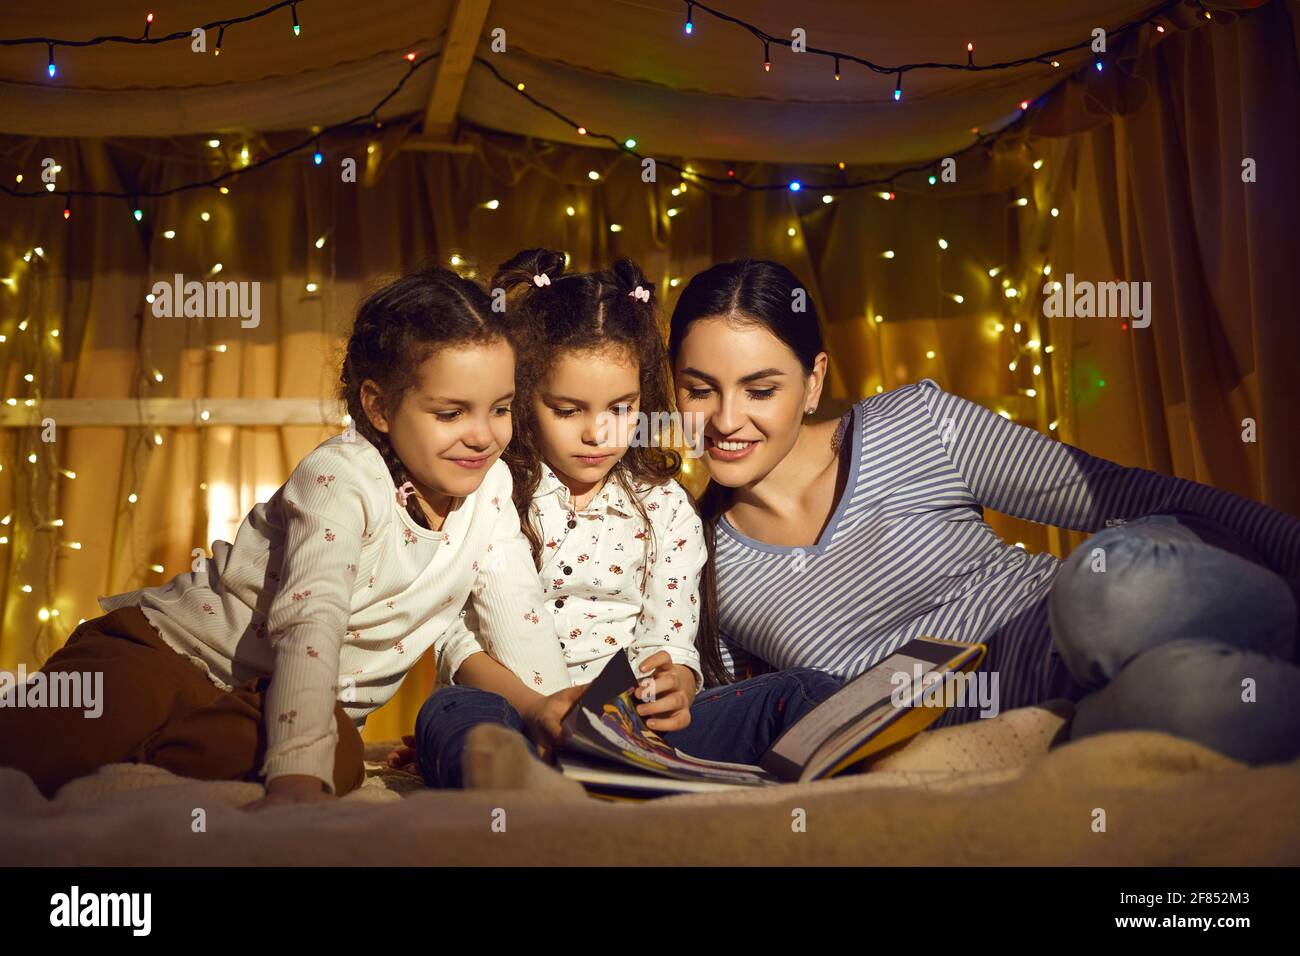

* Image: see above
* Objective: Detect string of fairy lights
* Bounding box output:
[0,2,1206,639]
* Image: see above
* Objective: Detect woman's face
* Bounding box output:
[673,315,826,488]
[361,336,516,500]
[532,344,641,494]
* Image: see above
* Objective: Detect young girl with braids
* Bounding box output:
[403,250,843,788]
[0,268,581,806]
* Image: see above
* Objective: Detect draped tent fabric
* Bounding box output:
[0,0,1296,742]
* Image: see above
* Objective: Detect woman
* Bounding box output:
[668,258,1300,765]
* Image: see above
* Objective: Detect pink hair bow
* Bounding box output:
[629,285,650,302]
[532,273,551,287]
[396,481,417,506]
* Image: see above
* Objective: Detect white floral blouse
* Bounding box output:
[521,460,708,690]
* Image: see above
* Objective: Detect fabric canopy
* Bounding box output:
[0,0,1261,162]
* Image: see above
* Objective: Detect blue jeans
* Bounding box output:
[1048,512,1300,764]
[414,667,844,789]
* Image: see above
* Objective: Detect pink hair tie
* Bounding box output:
[629,285,650,302]
[532,273,551,287]
[396,481,417,506]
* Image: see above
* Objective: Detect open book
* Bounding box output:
[556,636,987,798]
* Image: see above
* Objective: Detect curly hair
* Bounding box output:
[490,248,731,687]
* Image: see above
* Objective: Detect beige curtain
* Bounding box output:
[1,1,1295,741]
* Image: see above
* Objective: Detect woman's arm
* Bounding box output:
[916,379,1300,574]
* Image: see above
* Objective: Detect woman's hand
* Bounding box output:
[634,651,699,732]
[243,774,337,811]
[386,734,419,775]
[517,683,588,763]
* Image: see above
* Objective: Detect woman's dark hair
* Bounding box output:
[666,258,828,684]
[492,248,730,688]
[340,267,505,530]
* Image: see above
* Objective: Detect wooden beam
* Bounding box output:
[0,399,346,428]
[398,135,478,153]
[423,0,493,139]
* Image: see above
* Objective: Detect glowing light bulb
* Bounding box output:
[938,238,948,250]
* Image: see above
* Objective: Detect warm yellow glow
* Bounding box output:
[937,238,948,250]
[1050,207,1060,217]
[609,223,622,232]
[485,199,500,210]
[565,206,575,217]
[882,250,895,259]
[925,350,936,359]
[128,493,138,504]
[315,235,326,249]
[201,211,211,222]
[987,267,1001,278]
[1033,160,1044,170]
[668,208,680,218]
[1013,322,1022,333]
[305,282,318,293]
[787,226,796,237]
[1009,361,1018,371]
[588,170,600,180]
[164,230,176,239]
[150,564,164,574]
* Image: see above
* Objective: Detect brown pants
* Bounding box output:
[0,607,365,799]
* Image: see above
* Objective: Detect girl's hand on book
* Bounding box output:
[635,652,698,732]
[519,683,588,764]
[386,734,419,775]
[244,774,337,811]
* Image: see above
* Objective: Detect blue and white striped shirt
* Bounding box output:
[712,379,1300,725]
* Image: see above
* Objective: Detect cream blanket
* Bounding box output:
[2,701,1296,865]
